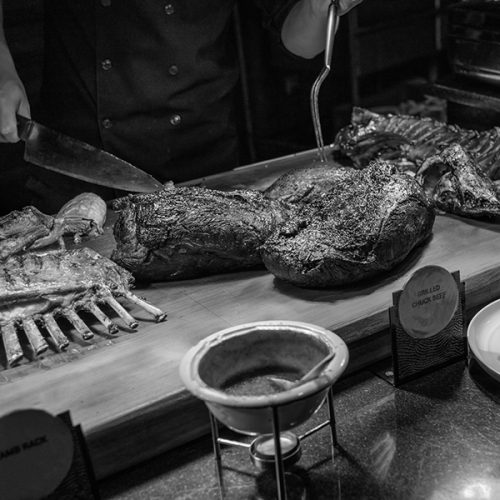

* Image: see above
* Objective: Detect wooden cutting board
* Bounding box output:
[2,151,500,479]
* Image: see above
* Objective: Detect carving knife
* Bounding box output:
[17,114,164,193]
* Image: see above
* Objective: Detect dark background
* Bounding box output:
[0,0,460,214]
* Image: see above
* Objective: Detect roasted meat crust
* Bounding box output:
[0,247,134,325]
[335,107,500,178]
[111,186,291,281]
[0,194,108,261]
[416,143,500,218]
[261,160,435,288]
[263,163,354,203]
[112,163,434,288]
[0,207,53,260]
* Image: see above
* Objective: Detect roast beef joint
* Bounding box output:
[111,160,435,288]
[111,185,290,282]
[261,160,435,287]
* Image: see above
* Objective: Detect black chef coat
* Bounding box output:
[38,0,298,185]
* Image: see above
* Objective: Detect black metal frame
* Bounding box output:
[390,270,466,387]
[209,386,338,500]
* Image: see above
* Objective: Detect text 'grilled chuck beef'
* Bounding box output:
[111,186,290,281]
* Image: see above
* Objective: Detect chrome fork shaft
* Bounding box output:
[310,0,340,163]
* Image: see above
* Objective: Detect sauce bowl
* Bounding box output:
[179,320,349,435]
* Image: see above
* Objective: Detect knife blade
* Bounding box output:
[17,114,164,193]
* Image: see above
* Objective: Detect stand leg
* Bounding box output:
[209,411,224,499]
[271,406,287,500]
[327,387,338,463]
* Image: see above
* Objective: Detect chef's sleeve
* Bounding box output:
[252,0,299,34]
[252,0,322,65]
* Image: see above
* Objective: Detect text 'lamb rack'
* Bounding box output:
[0,247,167,368]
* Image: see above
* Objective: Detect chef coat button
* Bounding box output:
[169,114,181,126]
[168,65,179,76]
[101,59,112,71]
[164,4,175,15]
[102,118,113,129]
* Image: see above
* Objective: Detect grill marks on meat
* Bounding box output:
[261,160,435,287]
[111,186,291,281]
[334,107,500,178]
[416,143,500,218]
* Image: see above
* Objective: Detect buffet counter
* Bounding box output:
[99,359,500,500]
[1,147,500,479]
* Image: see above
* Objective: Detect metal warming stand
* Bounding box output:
[209,386,338,500]
[179,321,349,500]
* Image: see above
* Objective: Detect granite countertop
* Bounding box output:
[98,359,500,500]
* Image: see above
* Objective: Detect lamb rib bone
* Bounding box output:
[42,313,70,350]
[21,317,49,355]
[1,322,23,366]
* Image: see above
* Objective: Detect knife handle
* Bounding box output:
[16,113,33,141]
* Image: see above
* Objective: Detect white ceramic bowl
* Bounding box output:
[467,298,500,382]
[179,320,349,435]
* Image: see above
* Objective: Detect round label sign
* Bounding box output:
[0,409,74,500]
[398,265,459,339]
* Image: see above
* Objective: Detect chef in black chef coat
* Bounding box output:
[0,0,362,210]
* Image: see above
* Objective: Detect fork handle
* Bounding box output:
[324,0,340,71]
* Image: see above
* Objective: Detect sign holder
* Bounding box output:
[0,409,99,500]
[389,266,466,387]
[48,411,100,499]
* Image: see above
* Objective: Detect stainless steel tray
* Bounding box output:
[179,145,338,191]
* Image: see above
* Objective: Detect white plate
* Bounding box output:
[467,298,500,382]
